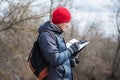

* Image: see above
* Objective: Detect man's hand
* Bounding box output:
[68,42,80,56]
[79,40,87,44]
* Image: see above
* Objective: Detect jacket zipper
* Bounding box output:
[62,65,65,80]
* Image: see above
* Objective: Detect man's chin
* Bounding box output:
[62,29,66,31]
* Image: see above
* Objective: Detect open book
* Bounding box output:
[66,39,90,51]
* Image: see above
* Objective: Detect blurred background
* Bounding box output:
[0,0,120,80]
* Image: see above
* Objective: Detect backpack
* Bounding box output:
[28,30,56,80]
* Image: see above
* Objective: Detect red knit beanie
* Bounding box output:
[52,6,71,24]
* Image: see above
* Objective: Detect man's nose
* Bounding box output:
[66,25,69,27]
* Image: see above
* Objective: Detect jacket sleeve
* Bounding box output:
[38,32,72,66]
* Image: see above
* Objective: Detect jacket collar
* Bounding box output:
[38,21,63,34]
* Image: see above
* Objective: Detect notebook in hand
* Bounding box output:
[66,39,90,50]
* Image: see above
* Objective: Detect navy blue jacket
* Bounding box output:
[38,21,73,80]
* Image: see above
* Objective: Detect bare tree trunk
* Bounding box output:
[70,25,74,38]
[50,0,53,20]
[111,3,120,80]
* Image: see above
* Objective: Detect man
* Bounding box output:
[38,6,80,80]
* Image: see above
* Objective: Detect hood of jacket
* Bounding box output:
[38,21,63,34]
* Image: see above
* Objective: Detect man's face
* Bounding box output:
[57,22,69,31]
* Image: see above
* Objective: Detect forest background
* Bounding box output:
[0,0,120,80]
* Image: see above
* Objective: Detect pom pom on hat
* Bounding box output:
[52,6,71,24]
